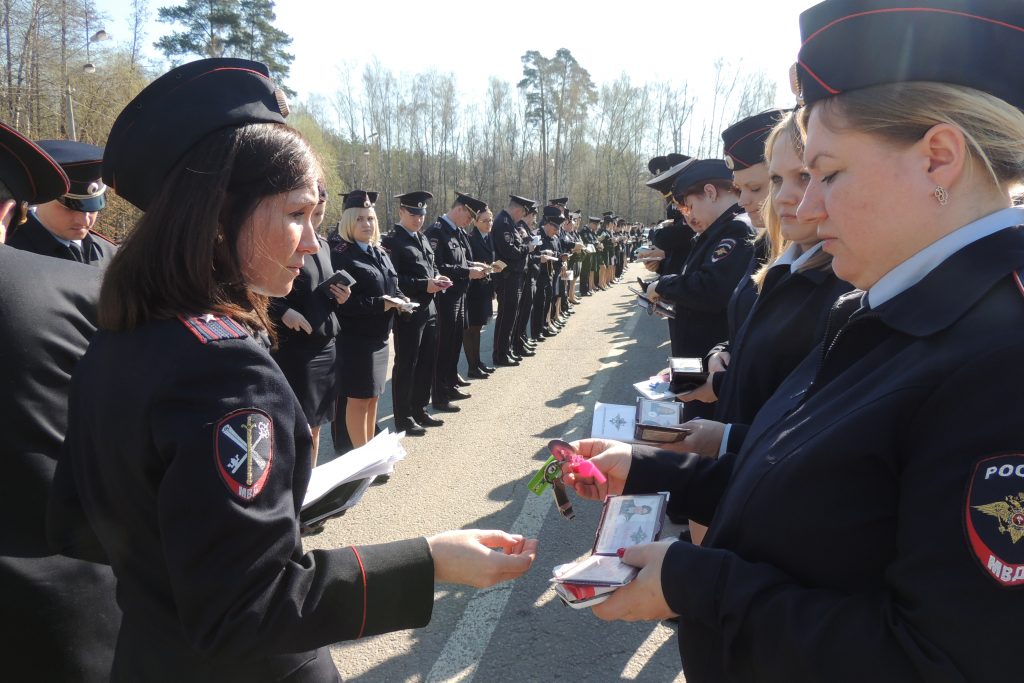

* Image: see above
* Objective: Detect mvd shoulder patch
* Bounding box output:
[711,238,737,263]
[428,237,439,251]
[179,314,248,345]
[965,454,1024,587]
[215,409,274,502]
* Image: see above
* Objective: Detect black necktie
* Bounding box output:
[68,242,84,263]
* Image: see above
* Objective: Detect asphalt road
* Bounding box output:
[309,263,687,683]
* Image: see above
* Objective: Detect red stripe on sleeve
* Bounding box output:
[349,546,368,639]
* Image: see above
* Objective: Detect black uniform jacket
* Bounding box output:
[466,227,495,324]
[0,246,119,683]
[491,209,529,273]
[381,225,439,315]
[655,205,754,358]
[713,258,852,451]
[538,232,562,288]
[724,234,772,343]
[49,315,434,682]
[650,219,696,276]
[331,240,402,343]
[7,212,117,267]
[625,226,1024,682]
[424,216,473,299]
[270,236,340,343]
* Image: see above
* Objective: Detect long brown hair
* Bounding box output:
[99,123,321,332]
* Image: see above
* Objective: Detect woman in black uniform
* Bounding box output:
[331,190,408,448]
[679,110,852,454]
[48,58,536,683]
[464,206,496,378]
[563,1,1024,680]
[270,183,350,464]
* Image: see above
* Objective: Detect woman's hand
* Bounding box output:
[644,260,660,273]
[676,419,726,458]
[707,351,730,373]
[281,308,312,334]
[383,298,403,312]
[330,283,351,305]
[591,541,677,622]
[426,278,442,294]
[561,439,632,500]
[646,281,661,300]
[427,530,538,588]
[676,373,717,404]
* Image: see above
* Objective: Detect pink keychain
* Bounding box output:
[547,439,607,485]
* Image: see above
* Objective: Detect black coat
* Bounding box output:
[330,240,402,343]
[466,227,495,325]
[650,219,696,276]
[713,257,852,449]
[655,206,754,359]
[270,236,341,343]
[424,216,473,302]
[381,225,439,316]
[625,226,1024,682]
[49,314,434,682]
[6,212,117,267]
[0,245,119,682]
[724,234,772,343]
[491,209,530,273]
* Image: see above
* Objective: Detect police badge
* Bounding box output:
[965,454,1024,586]
[215,409,274,502]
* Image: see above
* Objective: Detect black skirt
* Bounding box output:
[466,278,494,326]
[272,336,338,426]
[337,334,389,399]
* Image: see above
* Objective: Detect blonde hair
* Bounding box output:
[753,111,833,291]
[799,82,1024,193]
[338,206,380,244]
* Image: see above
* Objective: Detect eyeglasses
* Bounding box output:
[478,217,494,224]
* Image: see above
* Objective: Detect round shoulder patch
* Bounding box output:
[215,409,274,502]
[711,238,737,263]
[965,454,1024,587]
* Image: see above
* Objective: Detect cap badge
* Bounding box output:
[274,88,290,118]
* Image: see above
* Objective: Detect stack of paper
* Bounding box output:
[300,430,407,525]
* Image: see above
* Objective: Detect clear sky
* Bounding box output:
[94,0,818,118]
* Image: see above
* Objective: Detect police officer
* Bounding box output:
[578,216,599,295]
[645,154,697,279]
[0,122,120,683]
[6,140,117,266]
[382,191,446,435]
[569,4,1024,680]
[513,207,541,356]
[490,195,536,366]
[532,206,563,340]
[647,160,754,420]
[424,192,488,410]
[464,206,496,378]
[48,57,536,683]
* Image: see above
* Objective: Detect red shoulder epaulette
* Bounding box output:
[89,229,117,245]
[178,314,249,344]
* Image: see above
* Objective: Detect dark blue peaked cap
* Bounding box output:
[795,0,1024,109]
[103,57,290,211]
[0,122,68,205]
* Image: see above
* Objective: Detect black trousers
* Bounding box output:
[513,274,536,349]
[391,309,437,421]
[532,283,552,338]
[579,255,592,294]
[492,271,523,361]
[433,295,466,402]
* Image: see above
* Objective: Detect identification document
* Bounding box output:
[633,377,675,401]
[551,492,670,603]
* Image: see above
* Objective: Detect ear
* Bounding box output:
[704,183,719,202]
[917,122,967,190]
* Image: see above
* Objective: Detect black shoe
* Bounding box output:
[455,375,472,388]
[468,368,489,379]
[509,352,523,362]
[448,388,472,400]
[535,333,548,341]
[371,474,390,485]
[478,364,496,374]
[514,348,536,357]
[494,355,520,367]
[432,402,461,412]
[414,412,444,427]
[395,418,427,436]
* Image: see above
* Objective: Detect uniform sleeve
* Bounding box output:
[623,446,734,525]
[151,344,434,656]
[658,339,1024,681]
[426,227,471,281]
[389,243,429,296]
[657,229,753,312]
[493,222,528,262]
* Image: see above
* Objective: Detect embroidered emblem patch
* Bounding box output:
[711,238,737,263]
[215,409,274,502]
[428,237,439,251]
[504,231,513,244]
[965,454,1024,586]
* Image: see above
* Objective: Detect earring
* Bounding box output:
[934,186,949,206]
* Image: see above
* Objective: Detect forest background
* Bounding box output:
[1,0,788,236]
